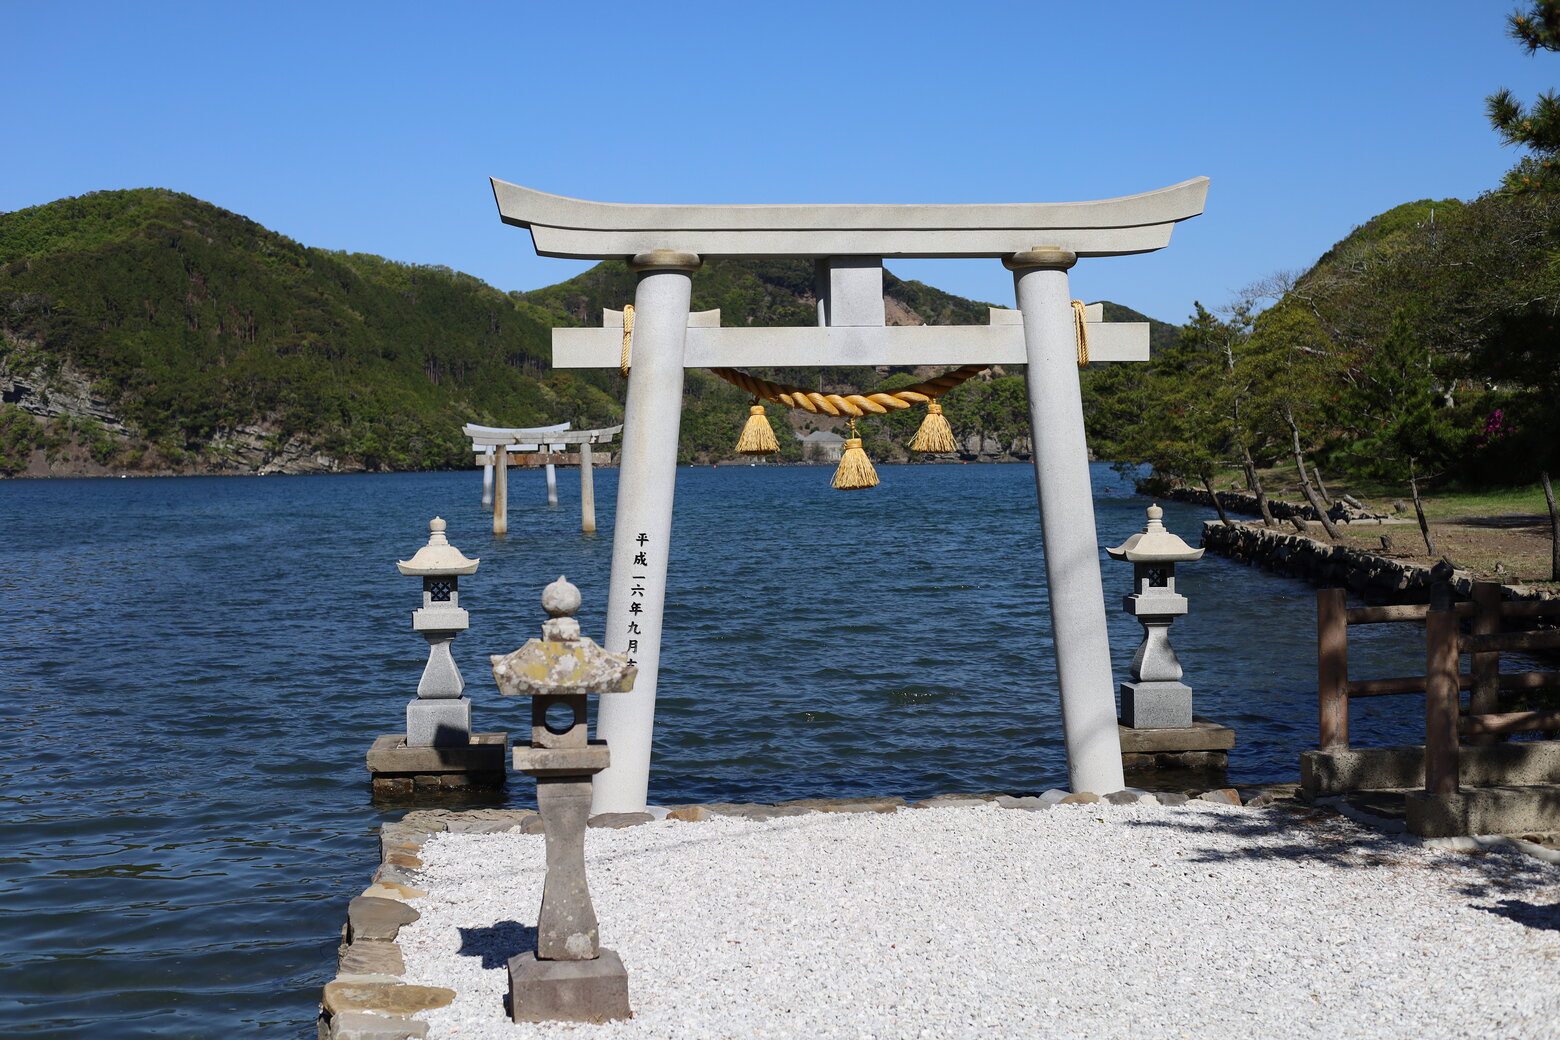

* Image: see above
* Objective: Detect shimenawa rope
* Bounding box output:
[620,304,634,377]
[1071,299,1089,367]
[708,364,987,417]
[618,304,1089,486]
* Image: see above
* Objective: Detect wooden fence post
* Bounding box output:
[1424,607,1461,796]
[1468,581,1501,746]
[1317,588,1349,749]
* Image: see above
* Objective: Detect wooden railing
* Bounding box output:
[1316,583,1560,792]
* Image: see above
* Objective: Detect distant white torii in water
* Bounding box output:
[465,422,621,534]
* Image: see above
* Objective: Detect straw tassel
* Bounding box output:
[831,421,879,490]
[909,401,956,453]
[735,400,780,456]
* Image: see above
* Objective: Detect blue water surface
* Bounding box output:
[0,463,1439,1037]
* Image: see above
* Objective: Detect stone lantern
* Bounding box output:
[490,576,636,1024]
[365,518,506,795]
[396,517,482,746]
[1107,504,1204,729]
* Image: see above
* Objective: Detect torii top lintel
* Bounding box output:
[490,177,1210,260]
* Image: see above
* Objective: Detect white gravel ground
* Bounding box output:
[396,802,1559,1040]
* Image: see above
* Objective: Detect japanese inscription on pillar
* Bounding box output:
[622,531,652,665]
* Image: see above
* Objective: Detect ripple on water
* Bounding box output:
[0,465,1451,1037]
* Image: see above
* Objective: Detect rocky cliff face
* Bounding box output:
[2,352,353,476]
[195,425,351,476]
[959,432,1033,463]
[2,356,129,434]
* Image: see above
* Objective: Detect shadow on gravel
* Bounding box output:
[1480,898,1560,931]
[1118,805,1559,900]
[458,921,537,969]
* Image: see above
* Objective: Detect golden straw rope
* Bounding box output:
[620,304,635,377]
[1071,299,1089,368]
[708,364,987,418]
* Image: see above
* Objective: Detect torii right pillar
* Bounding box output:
[1009,247,1124,793]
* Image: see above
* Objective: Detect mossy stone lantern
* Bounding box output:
[396,517,480,746]
[489,576,636,1024]
[1107,504,1203,729]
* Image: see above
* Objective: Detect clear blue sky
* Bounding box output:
[4,1,1554,324]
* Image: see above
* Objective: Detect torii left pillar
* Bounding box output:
[595,250,698,813]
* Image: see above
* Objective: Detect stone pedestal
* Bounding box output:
[366,732,508,794]
[508,948,631,1024]
[1405,784,1560,838]
[1119,680,1192,729]
[533,773,602,959]
[407,696,472,747]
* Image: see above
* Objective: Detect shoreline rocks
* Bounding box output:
[1199,519,1560,606]
[1201,521,1457,601]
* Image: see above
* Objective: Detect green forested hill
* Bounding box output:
[0,188,1178,476]
[0,189,620,473]
[1084,188,1560,506]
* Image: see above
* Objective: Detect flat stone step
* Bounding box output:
[366,732,508,775]
[1117,718,1235,753]
[1406,783,1560,838]
[1302,741,1560,798]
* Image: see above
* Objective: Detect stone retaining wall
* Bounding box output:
[1199,521,1461,602]
[1199,520,1560,606]
[1162,486,1400,524]
[1164,485,1319,521]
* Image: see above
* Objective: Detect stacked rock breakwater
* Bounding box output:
[1164,485,1322,522]
[1198,520,1560,606]
[1200,521,1466,601]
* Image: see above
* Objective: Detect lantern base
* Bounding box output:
[1119,681,1192,729]
[407,696,472,747]
[366,732,508,794]
[509,948,631,1024]
[1117,717,1235,773]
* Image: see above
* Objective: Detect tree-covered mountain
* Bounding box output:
[1086,187,1560,522]
[0,188,621,475]
[0,188,1178,476]
[1084,2,1560,522]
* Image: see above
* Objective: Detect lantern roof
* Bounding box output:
[1106,504,1205,564]
[396,517,480,577]
[490,577,637,697]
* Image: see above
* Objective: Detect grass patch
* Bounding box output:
[1414,487,1553,519]
[1227,463,1555,520]
[1200,462,1560,586]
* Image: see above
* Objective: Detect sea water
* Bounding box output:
[0,463,1441,1037]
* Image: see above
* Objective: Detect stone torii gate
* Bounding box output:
[465,422,623,535]
[492,176,1209,813]
[468,422,569,517]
